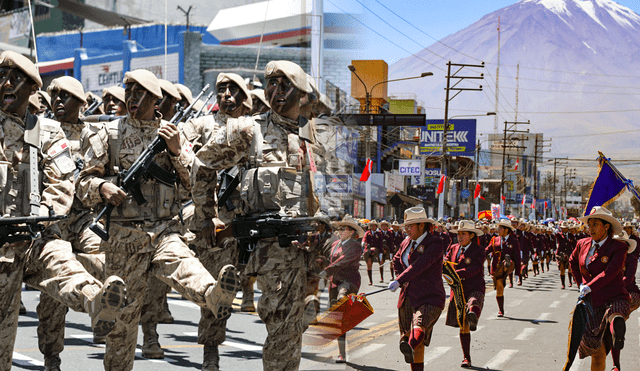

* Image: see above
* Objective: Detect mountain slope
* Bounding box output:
[389,0,640,177]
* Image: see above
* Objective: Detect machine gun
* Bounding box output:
[0,214,68,246]
[232,213,322,265]
[217,166,240,212]
[89,84,210,241]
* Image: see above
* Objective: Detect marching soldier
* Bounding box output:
[102,86,126,116]
[556,222,573,289]
[158,79,182,121]
[190,60,318,370]
[181,71,254,370]
[363,220,383,285]
[485,219,520,317]
[250,88,270,115]
[175,83,193,112]
[445,221,486,368]
[0,50,126,371]
[388,207,445,371]
[77,69,240,370]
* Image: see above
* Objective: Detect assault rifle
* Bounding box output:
[89,84,210,241]
[84,99,103,116]
[0,214,68,246]
[194,91,215,118]
[232,213,322,265]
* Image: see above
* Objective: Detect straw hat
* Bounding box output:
[380,220,391,227]
[450,220,484,236]
[391,221,401,227]
[578,206,623,235]
[614,231,637,254]
[495,219,515,232]
[401,207,436,226]
[332,215,365,237]
[368,220,379,227]
[623,221,635,229]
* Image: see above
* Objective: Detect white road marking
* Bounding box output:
[221,340,263,352]
[349,343,386,360]
[549,301,562,308]
[424,346,452,364]
[134,348,178,363]
[514,328,537,340]
[386,313,398,318]
[167,298,200,310]
[12,353,44,367]
[483,349,518,369]
[572,357,586,370]
[183,331,197,336]
[68,334,106,348]
[534,313,551,323]
[508,299,523,307]
[452,326,484,338]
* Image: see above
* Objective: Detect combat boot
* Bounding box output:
[19,300,26,315]
[240,277,256,312]
[202,344,220,371]
[141,321,165,359]
[302,295,320,329]
[158,295,175,324]
[44,354,61,371]
[84,276,127,337]
[205,265,241,320]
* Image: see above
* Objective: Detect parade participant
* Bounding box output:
[102,85,126,115]
[391,221,405,280]
[175,83,193,111]
[158,78,182,120]
[515,219,530,284]
[84,91,104,114]
[609,231,638,371]
[77,69,241,370]
[37,90,51,115]
[485,219,520,317]
[28,93,40,114]
[318,215,364,363]
[507,217,522,287]
[190,60,318,371]
[445,220,486,368]
[556,222,573,289]
[250,88,270,115]
[36,77,111,368]
[0,50,126,371]
[380,220,393,283]
[181,71,254,370]
[622,221,639,246]
[388,207,445,371]
[569,207,629,371]
[363,220,384,285]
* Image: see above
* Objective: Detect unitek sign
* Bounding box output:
[419,119,476,157]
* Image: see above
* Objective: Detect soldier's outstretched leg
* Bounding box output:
[37,293,67,371]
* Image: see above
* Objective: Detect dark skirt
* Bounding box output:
[445,291,485,328]
[578,298,631,358]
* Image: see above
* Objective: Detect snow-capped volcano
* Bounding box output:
[389,0,640,178]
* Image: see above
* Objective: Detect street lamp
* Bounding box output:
[438,112,496,220]
[348,65,433,219]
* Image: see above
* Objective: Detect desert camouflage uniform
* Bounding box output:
[77,114,222,370]
[37,119,107,368]
[192,111,317,370]
[0,110,105,370]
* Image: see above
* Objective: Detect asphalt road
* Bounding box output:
[12,263,640,370]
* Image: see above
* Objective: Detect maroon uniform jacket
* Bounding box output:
[381,229,394,253]
[485,233,521,277]
[363,229,383,254]
[391,230,406,254]
[324,238,362,290]
[445,241,486,298]
[516,230,531,260]
[393,233,445,310]
[556,232,573,258]
[569,237,629,308]
[623,245,640,294]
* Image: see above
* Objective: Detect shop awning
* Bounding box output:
[54,0,149,27]
[388,192,423,206]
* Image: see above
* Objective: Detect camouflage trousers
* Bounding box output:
[245,239,309,371]
[0,237,102,371]
[196,234,239,346]
[38,223,105,362]
[101,221,217,371]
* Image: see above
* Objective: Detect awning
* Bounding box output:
[387,192,423,206]
[36,57,74,74]
[54,0,149,27]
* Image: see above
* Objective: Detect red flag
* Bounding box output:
[514,158,519,171]
[360,158,372,181]
[480,195,485,200]
[474,183,481,199]
[531,198,536,209]
[437,175,446,194]
[521,195,526,205]
[501,195,506,202]
[544,201,548,209]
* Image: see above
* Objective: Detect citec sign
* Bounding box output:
[419,119,476,157]
[398,160,421,176]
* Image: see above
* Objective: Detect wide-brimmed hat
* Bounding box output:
[401,207,436,226]
[391,221,401,227]
[450,220,484,236]
[380,220,391,227]
[368,220,379,226]
[495,219,515,231]
[614,231,636,253]
[623,221,635,229]
[579,206,623,235]
[332,215,365,237]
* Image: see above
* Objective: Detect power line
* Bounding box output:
[498,86,640,95]
[554,129,640,138]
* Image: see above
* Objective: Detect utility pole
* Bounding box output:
[439,61,484,220]
[475,139,481,219]
[549,157,567,219]
[494,16,501,133]
[500,120,529,216]
[533,134,551,219]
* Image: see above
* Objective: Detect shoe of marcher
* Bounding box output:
[467,311,478,331]
[87,276,127,337]
[399,340,414,363]
[612,317,626,350]
[461,358,471,368]
[497,311,504,318]
[206,265,241,320]
[336,355,346,364]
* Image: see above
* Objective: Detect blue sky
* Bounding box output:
[326,0,640,64]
